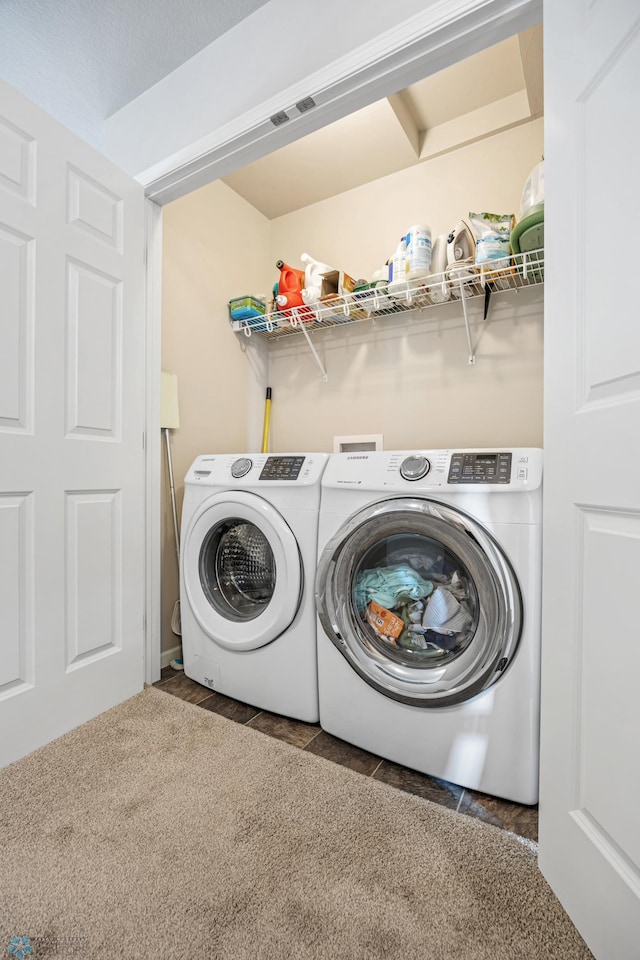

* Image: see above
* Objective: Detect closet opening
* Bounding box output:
[158,24,544,663]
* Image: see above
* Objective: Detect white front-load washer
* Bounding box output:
[315,448,542,804]
[180,452,328,722]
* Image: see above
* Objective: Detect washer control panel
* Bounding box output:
[259,455,306,480]
[231,457,252,479]
[448,452,512,484]
[400,455,431,481]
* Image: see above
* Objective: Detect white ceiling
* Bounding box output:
[0,0,272,147]
[222,27,543,220]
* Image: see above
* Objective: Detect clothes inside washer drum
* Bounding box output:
[216,523,275,603]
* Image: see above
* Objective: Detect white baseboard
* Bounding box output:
[161,643,183,668]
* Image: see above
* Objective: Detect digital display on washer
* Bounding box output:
[259,456,305,480]
[448,452,512,483]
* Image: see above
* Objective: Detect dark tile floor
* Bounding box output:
[153,667,539,842]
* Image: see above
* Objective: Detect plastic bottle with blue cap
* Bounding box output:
[388,236,408,299]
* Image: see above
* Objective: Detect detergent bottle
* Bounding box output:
[404,224,432,279]
[300,252,334,305]
[388,237,408,298]
[275,260,306,310]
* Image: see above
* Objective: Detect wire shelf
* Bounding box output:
[230,249,544,343]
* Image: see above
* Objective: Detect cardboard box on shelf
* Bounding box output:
[318,269,357,299]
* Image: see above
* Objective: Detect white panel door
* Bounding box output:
[0,80,145,766]
[539,0,640,956]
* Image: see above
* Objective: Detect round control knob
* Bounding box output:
[231,457,252,479]
[400,455,431,481]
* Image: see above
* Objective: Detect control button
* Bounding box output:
[517,467,528,480]
[400,455,431,481]
[231,457,252,479]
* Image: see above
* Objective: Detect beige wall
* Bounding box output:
[161,181,273,655]
[161,119,544,652]
[267,119,544,452]
[265,290,543,452]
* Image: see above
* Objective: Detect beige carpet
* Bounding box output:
[0,687,592,960]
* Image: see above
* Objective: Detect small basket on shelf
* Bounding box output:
[228,295,275,334]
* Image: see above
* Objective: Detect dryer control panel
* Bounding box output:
[448,452,512,484]
[321,448,542,494]
[259,456,305,480]
[184,453,328,488]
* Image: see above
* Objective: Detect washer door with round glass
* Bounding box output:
[183,491,302,651]
[316,498,522,707]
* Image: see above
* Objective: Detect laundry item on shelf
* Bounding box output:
[447,260,478,296]
[446,219,476,265]
[404,224,432,279]
[511,160,544,255]
[228,295,273,333]
[274,259,306,310]
[469,212,515,264]
[519,160,544,220]
[428,233,451,303]
[387,236,408,298]
[300,252,335,305]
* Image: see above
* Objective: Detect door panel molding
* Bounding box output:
[0,77,145,767]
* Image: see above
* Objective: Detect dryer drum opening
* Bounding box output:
[316,497,522,707]
[199,518,276,621]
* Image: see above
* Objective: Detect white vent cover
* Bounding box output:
[333,434,383,453]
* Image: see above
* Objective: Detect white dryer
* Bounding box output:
[315,449,542,804]
[181,452,328,722]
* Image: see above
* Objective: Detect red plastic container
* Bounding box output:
[275,260,306,309]
[275,259,314,323]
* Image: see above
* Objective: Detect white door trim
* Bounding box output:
[144,198,163,683]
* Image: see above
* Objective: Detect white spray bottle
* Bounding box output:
[388,237,408,299]
[300,252,335,305]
